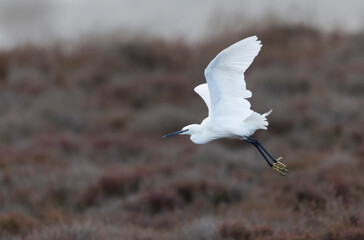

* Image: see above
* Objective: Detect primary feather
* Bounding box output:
[193,36,271,141]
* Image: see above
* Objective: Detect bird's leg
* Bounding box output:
[244,136,287,164]
[242,136,288,176]
[244,136,279,162]
[243,138,273,167]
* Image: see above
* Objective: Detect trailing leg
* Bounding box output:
[242,136,288,176]
[243,138,273,167]
[244,136,278,162]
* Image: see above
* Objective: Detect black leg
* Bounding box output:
[243,139,273,167]
[244,136,278,163]
[243,136,288,176]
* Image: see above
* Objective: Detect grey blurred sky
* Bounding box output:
[0,0,364,48]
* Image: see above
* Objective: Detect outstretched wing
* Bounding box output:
[204,36,262,121]
[194,83,211,115]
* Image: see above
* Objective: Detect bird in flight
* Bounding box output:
[163,36,288,176]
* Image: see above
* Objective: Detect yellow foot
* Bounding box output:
[272,157,289,176]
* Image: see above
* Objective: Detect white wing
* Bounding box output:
[194,83,211,115]
[204,36,262,121]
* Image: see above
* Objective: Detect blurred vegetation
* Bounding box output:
[0,25,363,239]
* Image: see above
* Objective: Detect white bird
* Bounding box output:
[163,36,288,175]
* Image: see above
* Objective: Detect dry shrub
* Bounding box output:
[77,183,100,207]
[128,104,198,136]
[174,180,241,206]
[174,218,219,240]
[113,74,194,110]
[78,166,148,206]
[98,168,143,196]
[132,190,184,214]
[321,226,364,240]
[47,185,72,207]
[258,25,328,63]
[23,221,164,240]
[318,162,364,206]
[0,53,9,80]
[251,225,274,239]
[341,228,364,240]
[90,110,131,132]
[24,222,101,240]
[355,144,364,158]
[295,186,326,211]
[89,134,143,159]
[126,180,241,215]
[220,221,251,240]
[0,212,37,237]
[285,150,324,171]
[146,191,183,214]
[121,40,190,71]
[220,220,274,240]
[334,182,352,206]
[348,215,361,227]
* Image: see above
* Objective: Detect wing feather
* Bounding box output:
[194,83,211,115]
[204,36,262,121]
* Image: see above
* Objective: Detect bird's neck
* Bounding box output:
[189,124,212,144]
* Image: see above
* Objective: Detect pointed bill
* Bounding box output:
[162,129,188,138]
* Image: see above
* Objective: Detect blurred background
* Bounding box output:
[0,0,364,239]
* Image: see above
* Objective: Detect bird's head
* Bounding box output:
[162,124,201,138]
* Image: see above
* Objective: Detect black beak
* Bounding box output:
[162,129,188,138]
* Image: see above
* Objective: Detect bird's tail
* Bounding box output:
[244,109,272,130]
[262,109,273,117]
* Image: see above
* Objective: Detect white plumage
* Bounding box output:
[186,36,271,144]
[163,36,288,175]
[164,36,271,143]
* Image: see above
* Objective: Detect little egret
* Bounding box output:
[163,36,288,176]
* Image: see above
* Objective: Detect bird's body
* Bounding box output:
[186,111,271,144]
[163,36,288,175]
[180,36,270,144]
